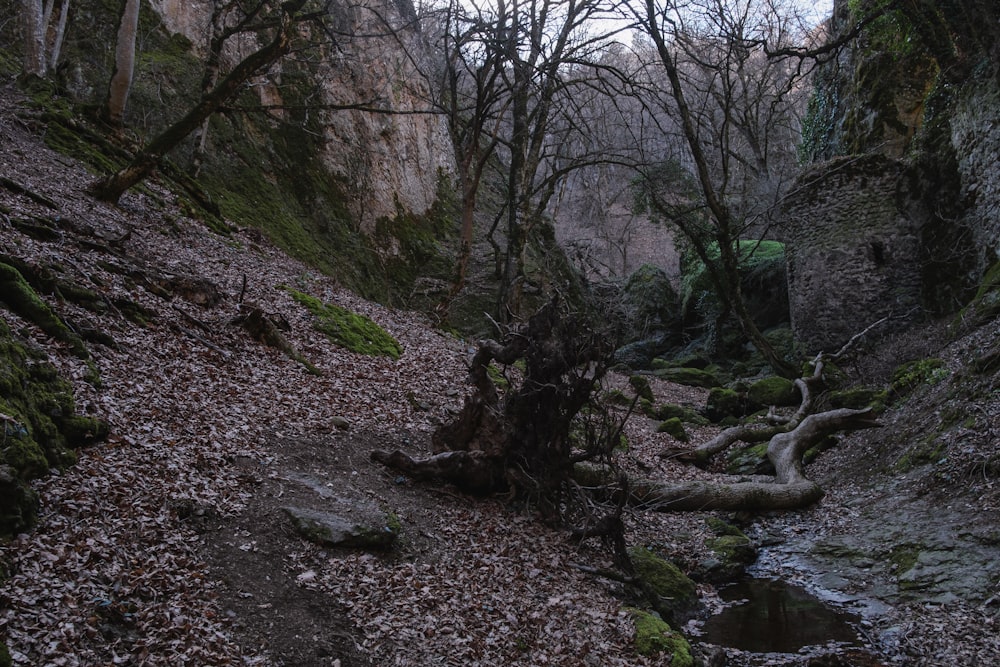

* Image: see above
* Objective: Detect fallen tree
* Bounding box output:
[372,304,882,517]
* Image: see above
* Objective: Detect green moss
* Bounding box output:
[284,289,402,359]
[374,181,459,309]
[706,517,745,537]
[657,417,689,442]
[896,433,948,471]
[0,319,106,536]
[604,389,633,407]
[0,262,89,360]
[706,534,756,565]
[0,639,11,667]
[629,546,698,620]
[974,261,1000,302]
[679,240,787,341]
[628,608,694,665]
[705,387,744,422]
[629,375,655,402]
[0,412,49,479]
[652,403,709,425]
[486,362,510,390]
[827,387,888,412]
[956,260,1000,327]
[890,358,947,399]
[726,442,771,475]
[887,544,921,574]
[747,376,799,408]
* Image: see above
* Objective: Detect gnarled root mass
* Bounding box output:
[371,300,610,517]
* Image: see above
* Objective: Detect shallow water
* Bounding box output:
[700,578,862,653]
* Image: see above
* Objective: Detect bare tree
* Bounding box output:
[89,0,315,203]
[625,0,824,376]
[494,0,622,321]
[421,0,510,304]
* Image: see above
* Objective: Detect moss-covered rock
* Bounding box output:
[652,403,709,425]
[284,289,403,359]
[707,531,756,564]
[629,375,655,402]
[620,264,681,343]
[679,241,789,352]
[705,387,745,422]
[697,518,757,581]
[705,516,745,537]
[652,366,724,389]
[826,386,888,411]
[604,389,633,407]
[628,608,694,665]
[657,417,689,442]
[747,376,799,408]
[726,442,773,476]
[629,546,699,623]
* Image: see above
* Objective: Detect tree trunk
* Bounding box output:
[21,0,47,78]
[627,407,878,512]
[90,0,308,203]
[104,0,141,126]
[46,0,70,71]
[628,477,825,511]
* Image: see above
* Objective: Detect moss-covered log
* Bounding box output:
[0,262,89,359]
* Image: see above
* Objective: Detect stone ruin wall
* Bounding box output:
[782,155,923,353]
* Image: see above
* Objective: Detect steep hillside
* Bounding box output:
[2,77,1000,666]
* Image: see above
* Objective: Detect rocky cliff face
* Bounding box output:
[149,0,454,228]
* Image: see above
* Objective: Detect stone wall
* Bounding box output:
[783,155,923,353]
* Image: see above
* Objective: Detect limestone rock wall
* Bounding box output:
[149,0,454,227]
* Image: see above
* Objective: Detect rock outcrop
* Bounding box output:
[149,0,454,228]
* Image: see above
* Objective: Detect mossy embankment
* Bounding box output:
[0,316,107,537]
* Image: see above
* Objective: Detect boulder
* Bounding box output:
[620,264,681,342]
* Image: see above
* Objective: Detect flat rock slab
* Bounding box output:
[283,504,398,550]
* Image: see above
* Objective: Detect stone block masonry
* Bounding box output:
[782,154,922,353]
